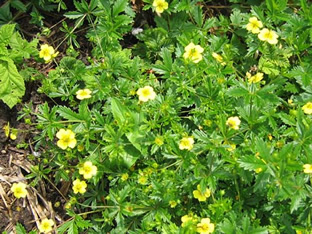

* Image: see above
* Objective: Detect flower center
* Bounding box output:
[84,166,91,173]
[42,49,51,57]
[142,89,151,97]
[157,2,165,8]
[62,136,70,143]
[264,31,273,40]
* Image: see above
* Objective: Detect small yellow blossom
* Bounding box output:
[169,200,177,208]
[121,173,129,181]
[193,184,211,202]
[255,167,263,173]
[10,130,18,140]
[302,102,312,114]
[154,136,164,146]
[138,175,148,185]
[76,89,92,100]
[288,99,293,105]
[38,218,54,233]
[246,17,263,34]
[179,136,194,151]
[258,28,278,45]
[226,144,236,152]
[3,122,18,140]
[77,144,84,152]
[183,42,204,63]
[56,129,77,150]
[152,0,168,14]
[181,214,196,227]
[137,86,156,102]
[226,116,241,130]
[79,161,97,179]
[72,179,87,194]
[212,52,226,65]
[196,218,215,234]
[268,134,273,141]
[11,182,28,199]
[248,72,264,83]
[39,44,58,63]
[303,164,312,174]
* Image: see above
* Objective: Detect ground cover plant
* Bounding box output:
[1,0,312,233]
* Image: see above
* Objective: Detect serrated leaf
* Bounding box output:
[0,57,25,108]
[113,0,127,17]
[237,154,266,171]
[15,223,27,234]
[278,113,296,126]
[57,106,86,121]
[0,24,15,44]
[111,98,129,124]
[58,219,75,234]
[259,58,280,76]
[227,86,249,97]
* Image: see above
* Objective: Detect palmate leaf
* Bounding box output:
[0,57,25,108]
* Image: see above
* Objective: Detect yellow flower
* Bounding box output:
[138,175,148,185]
[246,17,263,34]
[154,136,164,146]
[193,184,211,202]
[72,179,87,194]
[39,44,58,62]
[121,173,129,181]
[11,182,28,199]
[3,122,18,140]
[38,218,54,233]
[137,86,156,102]
[302,102,312,114]
[248,72,264,83]
[255,167,263,173]
[181,214,196,227]
[183,42,204,63]
[212,52,226,65]
[226,144,236,152]
[226,116,241,130]
[179,136,194,151]
[303,164,312,174]
[76,89,92,100]
[3,122,10,138]
[169,200,177,208]
[152,0,168,14]
[79,161,97,179]
[196,218,215,234]
[258,28,278,45]
[56,129,77,150]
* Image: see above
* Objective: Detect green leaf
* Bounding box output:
[0,24,15,44]
[237,154,266,171]
[255,137,271,161]
[58,219,75,234]
[64,11,84,19]
[57,106,86,121]
[11,0,27,12]
[111,98,129,124]
[227,86,249,97]
[192,6,203,27]
[230,9,243,26]
[0,57,25,108]
[259,58,280,76]
[113,0,127,17]
[15,223,27,234]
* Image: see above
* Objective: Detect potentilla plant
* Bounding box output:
[14,0,312,233]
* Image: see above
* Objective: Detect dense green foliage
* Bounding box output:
[3,0,312,233]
